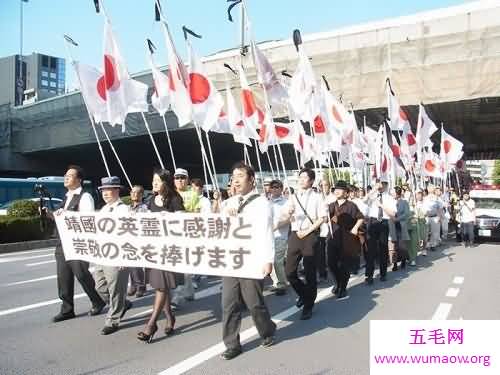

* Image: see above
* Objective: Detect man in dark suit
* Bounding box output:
[46,165,106,322]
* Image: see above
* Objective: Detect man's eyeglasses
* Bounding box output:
[270,185,282,189]
[174,176,187,180]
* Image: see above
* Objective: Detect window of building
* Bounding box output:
[49,81,57,88]
[50,72,56,79]
[50,57,57,69]
[58,81,65,88]
[41,71,48,77]
[41,55,49,68]
[41,79,48,87]
[49,89,56,94]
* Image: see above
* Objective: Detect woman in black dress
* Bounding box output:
[137,169,184,343]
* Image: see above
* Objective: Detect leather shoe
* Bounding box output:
[221,347,242,360]
[135,289,145,298]
[380,275,387,282]
[127,286,137,297]
[365,277,374,285]
[101,324,119,335]
[52,312,75,323]
[88,303,106,316]
[337,289,348,299]
[120,300,132,319]
[300,308,312,320]
[295,297,304,308]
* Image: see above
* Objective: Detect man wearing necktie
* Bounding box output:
[365,179,396,285]
[219,162,276,361]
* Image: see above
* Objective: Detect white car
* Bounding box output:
[469,188,500,240]
[0,198,63,216]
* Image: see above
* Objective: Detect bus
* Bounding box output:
[0,177,93,206]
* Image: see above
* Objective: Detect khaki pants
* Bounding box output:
[271,238,288,289]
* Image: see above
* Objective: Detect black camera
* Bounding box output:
[33,183,49,196]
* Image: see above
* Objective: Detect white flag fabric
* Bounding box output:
[73,61,109,123]
[160,21,192,127]
[147,49,170,117]
[387,85,410,131]
[289,46,316,118]
[101,18,149,129]
[187,42,224,132]
[416,104,438,157]
[440,127,464,171]
[226,82,259,141]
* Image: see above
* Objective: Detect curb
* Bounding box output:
[0,239,58,254]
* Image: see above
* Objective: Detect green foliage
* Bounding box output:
[121,196,132,205]
[7,200,39,218]
[0,216,49,243]
[322,169,352,184]
[493,160,500,185]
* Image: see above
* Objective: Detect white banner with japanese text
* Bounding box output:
[55,211,270,279]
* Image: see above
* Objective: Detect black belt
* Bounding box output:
[368,217,388,223]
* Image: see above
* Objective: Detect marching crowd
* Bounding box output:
[46,162,477,360]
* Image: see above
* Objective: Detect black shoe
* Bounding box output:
[88,303,106,316]
[52,311,75,323]
[120,300,132,319]
[221,347,242,360]
[261,336,275,348]
[380,275,387,282]
[137,323,158,344]
[337,289,348,299]
[392,264,398,272]
[300,308,313,320]
[430,247,436,252]
[135,289,145,298]
[331,286,340,295]
[274,288,287,296]
[127,287,137,297]
[295,297,304,308]
[401,260,407,269]
[101,324,119,335]
[365,277,374,285]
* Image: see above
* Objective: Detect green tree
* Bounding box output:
[493,160,500,185]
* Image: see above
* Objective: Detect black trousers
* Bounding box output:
[55,245,104,314]
[286,232,318,310]
[314,236,328,279]
[327,233,350,291]
[222,277,276,349]
[129,268,146,291]
[365,219,389,279]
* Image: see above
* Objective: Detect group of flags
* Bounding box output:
[69,0,465,185]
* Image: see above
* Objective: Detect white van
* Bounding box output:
[469,187,500,239]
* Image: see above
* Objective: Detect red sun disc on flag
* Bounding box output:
[242,89,257,118]
[332,105,343,123]
[298,134,304,150]
[257,108,265,125]
[235,120,245,128]
[259,123,267,143]
[407,133,416,146]
[189,73,211,104]
[313,115,326,133]
[390,145,401,158]
[443,140,452,154]
[219,110,226,118]
[381,155,388,173]
[425,159,436,172]
[399,108,409,121]
[275,125,290,138]
[97,54,120,100]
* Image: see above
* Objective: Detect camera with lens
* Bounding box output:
[34,183,50,196]
[33,183,54,233]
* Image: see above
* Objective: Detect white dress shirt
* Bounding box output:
[366,190,396,220]
[64,186,94,212]
[222,191,275,264]
[423,195,442,217]
[100,199,129,214]
[270,195,289,240]
[319,193,336,237]
[288,189,328,232]
[459,199,476,223]
[352,197,369,217]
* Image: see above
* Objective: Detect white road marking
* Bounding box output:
[130,283,223,318]
[158,276,359,375]
[453,276,465,285]
[3,267,95,287]
[26,260,56,267]
[432,303,452,320]
[0,248,54,258]
[0,293,86,317]
[0,253,53,264]
[445,287,460,298]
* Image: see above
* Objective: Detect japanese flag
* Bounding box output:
[387,84,410,131]
[440,127,464,171]
[73,61,109,124]
[100,18,149,129]
[421,151,443,178]
[289,45,316,118]
[146,47,170,117]
[416,104,438,158]
[226,81,259,142]
[187,42,223,132]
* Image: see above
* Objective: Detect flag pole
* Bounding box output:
[140,112,165,169]
[160,115,177,170]
[204,131,220,191]
[98,122,133,188]
[272,145,281,180]
[63,35,111,177]
[265,150,276,179]
[252,139,266,192]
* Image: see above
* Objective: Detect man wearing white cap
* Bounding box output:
[94,176,132,335]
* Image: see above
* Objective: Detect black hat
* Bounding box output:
[98,176,122,190]
[335,180,349,191]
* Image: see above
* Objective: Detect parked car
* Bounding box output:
[469,187,500,240]
[0,198,63,216]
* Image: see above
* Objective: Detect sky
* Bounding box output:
[0,0,467,89]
